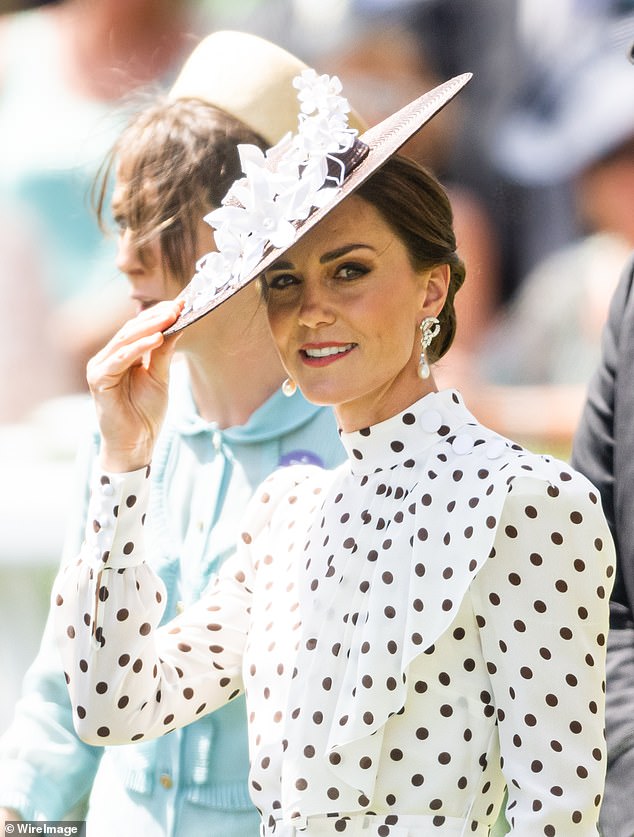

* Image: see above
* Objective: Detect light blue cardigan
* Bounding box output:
[0,363,344,836]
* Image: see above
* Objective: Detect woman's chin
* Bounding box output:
[294,380,346,408]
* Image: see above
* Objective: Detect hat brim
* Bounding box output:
[164,71,472,336]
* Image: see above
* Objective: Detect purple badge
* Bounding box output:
[278,450,324,468]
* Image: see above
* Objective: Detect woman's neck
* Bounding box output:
[334,374,438,433]
[182,326,287,430]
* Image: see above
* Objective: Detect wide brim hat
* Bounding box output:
[165,69,472,336]
[491,15,634,185]
[169,30,367,145]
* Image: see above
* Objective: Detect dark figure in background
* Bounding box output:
[570,37,634,837]
[571,253,634,837]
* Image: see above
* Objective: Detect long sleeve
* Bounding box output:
[571,256,634,612]
[570,257,634,541]
[52,388,617,834]
[471,469,614,834]
[54,465,253,746]
[0,426,102,821]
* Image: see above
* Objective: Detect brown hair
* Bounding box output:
[357,154,466,362]
[93,96,268,286]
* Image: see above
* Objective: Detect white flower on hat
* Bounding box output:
[294,69,355,157]
[294,69,347,120]
[181,68,358,316]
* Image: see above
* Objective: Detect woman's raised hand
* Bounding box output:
[86,300,183,473]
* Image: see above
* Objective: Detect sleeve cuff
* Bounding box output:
[84,464,152,570]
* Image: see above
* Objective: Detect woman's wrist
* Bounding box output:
[100,441,153,473]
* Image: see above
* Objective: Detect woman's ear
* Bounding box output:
[419,263,450,317]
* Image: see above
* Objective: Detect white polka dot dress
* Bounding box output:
[54,390,615,836]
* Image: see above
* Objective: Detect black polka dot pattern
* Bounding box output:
[54,389,614,835]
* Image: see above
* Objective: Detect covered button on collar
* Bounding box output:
[420,409,443,433]
[452,433,474,455]
[486,438,507,460]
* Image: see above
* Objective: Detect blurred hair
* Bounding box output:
[357,154,466,361]
[93,96,268,286]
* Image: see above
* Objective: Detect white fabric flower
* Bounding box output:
[188,68,358,310]
[294,69,345,116]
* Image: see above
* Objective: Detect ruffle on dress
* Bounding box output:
[278,390,557,813]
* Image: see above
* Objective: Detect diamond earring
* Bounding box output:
[417,316,440,380]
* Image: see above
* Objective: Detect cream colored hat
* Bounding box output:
[165,69,471,336]
[169,30,366,145]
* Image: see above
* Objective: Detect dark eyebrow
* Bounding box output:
[267,243,374,272]
[320,244,373,263]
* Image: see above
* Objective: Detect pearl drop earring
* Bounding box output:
[282,378,297,397]
[417,316,440,380]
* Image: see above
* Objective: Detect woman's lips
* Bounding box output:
[300,343,356,367]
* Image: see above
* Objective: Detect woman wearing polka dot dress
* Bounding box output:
[53,66,615,836]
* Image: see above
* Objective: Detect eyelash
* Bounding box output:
[266,273,297,291]
[337,263,369,280]
[266,262,369,290]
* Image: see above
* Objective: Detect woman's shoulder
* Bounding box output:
[486,431,596,493]
[501,450,603,513]
[467,430,607,536]
[452,409,602,511]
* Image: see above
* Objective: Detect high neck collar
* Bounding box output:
[338,389,476,475]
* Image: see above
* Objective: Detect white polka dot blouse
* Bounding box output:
[54,389,615,836]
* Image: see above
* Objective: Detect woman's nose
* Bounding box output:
[297,282,336,328]
[115,229,145,277]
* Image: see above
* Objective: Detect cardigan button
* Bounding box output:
[159,773,173,790]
